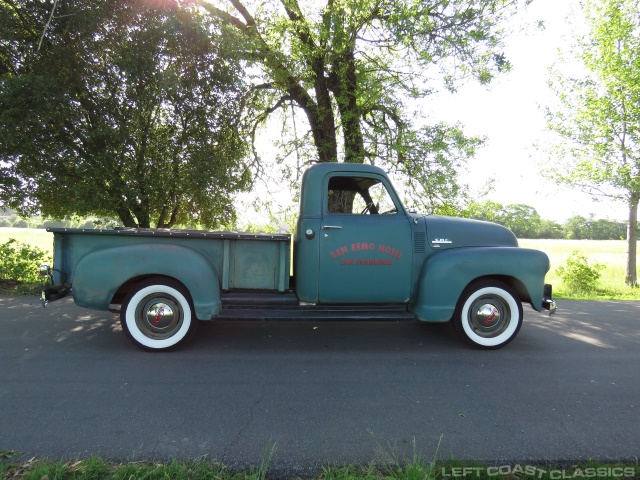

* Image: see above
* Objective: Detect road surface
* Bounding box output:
[1,295,639,474]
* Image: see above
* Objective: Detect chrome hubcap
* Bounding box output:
[145,302,176,331]
[136,294,183,339]
[468,296,510,338]
[476,304,501,328]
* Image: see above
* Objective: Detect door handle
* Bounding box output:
[322,225,343,230]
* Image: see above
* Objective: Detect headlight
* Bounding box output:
[39,265,51,277]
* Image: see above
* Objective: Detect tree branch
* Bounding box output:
[200,3,251,34]
[281,0,318,52]
[37,0,59,51]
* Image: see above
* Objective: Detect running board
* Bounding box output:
[218,292,415,321]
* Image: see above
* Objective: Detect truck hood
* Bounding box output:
[412,214,519,250]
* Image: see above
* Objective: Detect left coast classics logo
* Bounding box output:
[329,241,402,266]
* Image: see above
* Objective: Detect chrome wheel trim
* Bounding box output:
[460,286,521,348]
[135,295,183,339]
[467,296,511,338]
[124,284,192,349]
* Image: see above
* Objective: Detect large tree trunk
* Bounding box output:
[290,76,338,164]
[625,194,638,287]
[331,52,365,165]
[309,58,339,163]
[116,207,138,228]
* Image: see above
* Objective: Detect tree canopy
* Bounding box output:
[201,0,524,211]
[1,0,530,225]
[0,0,250,228]
[545,0,640,285]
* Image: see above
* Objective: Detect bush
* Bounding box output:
[43,219,72,229]
[0,238,50,294]
[77,219,96,229]
[556,251,604,294]
[12,219,28,228]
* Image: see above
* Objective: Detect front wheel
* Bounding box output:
[452,280,523,349]
[120,279,197,351]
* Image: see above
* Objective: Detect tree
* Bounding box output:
[564,215,628,240]
[545,0,640,286]
[591,218,627,239]
[501,204,543,238]
[536,219,565,239]
[200,0,524,212]
[564,215,591,239]
[462,200,507,224]
[462,200,552,238]
[0,0,250,228]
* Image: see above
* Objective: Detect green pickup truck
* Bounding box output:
[42,163,556,351]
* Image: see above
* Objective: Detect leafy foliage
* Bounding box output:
[556,251,604,294]
[0,0,250,228]
[0,238,49,293]
[545,0,640,285]
[201,0,525,212]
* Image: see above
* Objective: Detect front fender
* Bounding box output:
[409,247,550,322]
[72,243,222,320]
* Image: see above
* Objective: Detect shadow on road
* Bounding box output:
[3,296,639,354]
[527,300,640,349]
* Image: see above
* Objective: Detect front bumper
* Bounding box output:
[542,283,557,315]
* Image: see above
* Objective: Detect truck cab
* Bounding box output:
[294,163,415,304]
[293,162,555,347]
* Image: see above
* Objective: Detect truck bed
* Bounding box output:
[47,227,291,294]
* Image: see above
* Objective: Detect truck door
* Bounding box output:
[318,173,412,303]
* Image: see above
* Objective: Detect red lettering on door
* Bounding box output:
[330,245,349,258]
[378,244,402,260]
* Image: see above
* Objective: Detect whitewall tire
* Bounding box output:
[452,280,523,349]
[121,279,197,351]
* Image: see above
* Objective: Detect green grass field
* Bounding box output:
[520,239,640,300]
[0,228,53,255]
[1,229,638,300]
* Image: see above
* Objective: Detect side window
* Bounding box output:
[327,176,398,215]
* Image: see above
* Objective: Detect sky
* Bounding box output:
[428,0,627,223]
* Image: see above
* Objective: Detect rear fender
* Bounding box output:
[409,247,550,322]
[72,243,221,320]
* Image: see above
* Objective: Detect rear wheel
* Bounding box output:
[452,280,523,349]
[120,279,197,351]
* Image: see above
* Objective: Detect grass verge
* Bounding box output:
[0,456,638,480]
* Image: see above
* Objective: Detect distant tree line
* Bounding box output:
[0,208,113,230]
[459,201,631,240]
[1,205,633,240]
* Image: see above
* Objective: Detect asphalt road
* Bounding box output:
[1,295,639,474]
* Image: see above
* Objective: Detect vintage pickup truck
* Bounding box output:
[41,162,556,351]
